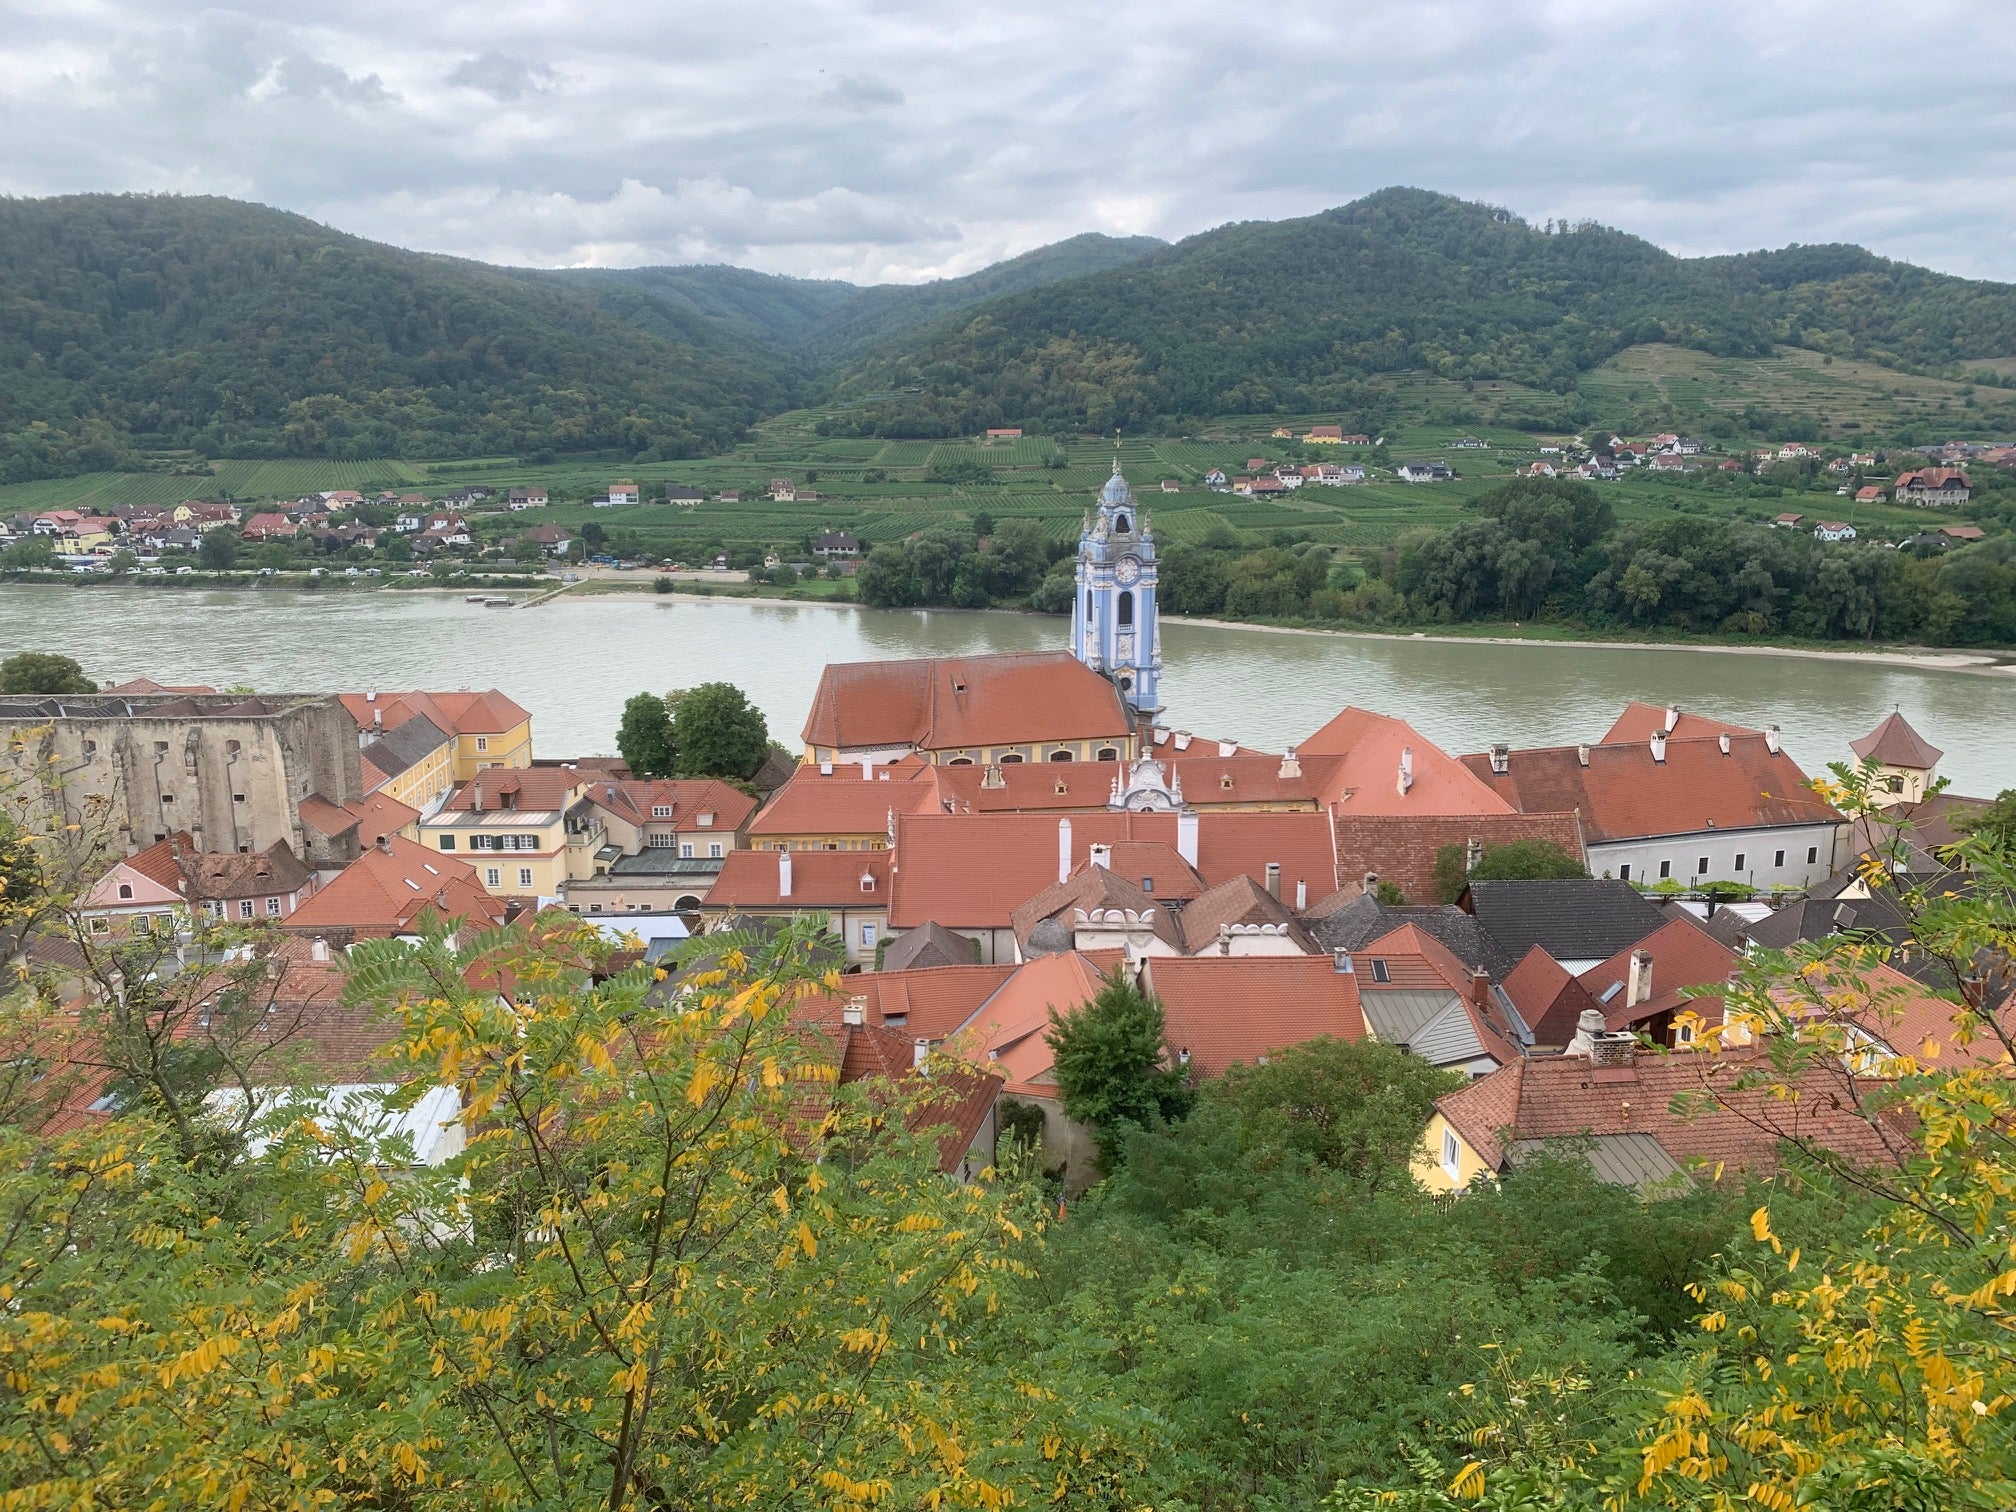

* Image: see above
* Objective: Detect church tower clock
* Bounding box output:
[1071,459,1162,718]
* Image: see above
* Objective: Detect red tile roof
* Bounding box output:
[1600,702,1759,745]
[749,771,944,838]
[944,950,1118,1093]
[1437,1046,1897,1176]
[338,689,531,738]
[791,1004,1003,1172]
[1501,944,1602,1046]
[342,790,421,843]
[801,652,1134,753]
[1331,811,1585,906]
[1459,735,1840,842]
[1849,712,1942,770]
[887,810,1336,928]
[1147,955,1365,1077]
[805,965,1016,1040]
[588,778,758,833]
[443,768,584,814]
[1355,922,1523,1065]
[299,795,359,838]
[705,848,892,909]
[1299,708,1513,816]
[1575,915,1738,1030]
[283,837,501,938]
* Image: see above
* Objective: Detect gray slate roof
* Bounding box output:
[1463,880,1664,962]
[1507,1132,1690,1192]
[1304,897,1518,977]
[360,713,450,783]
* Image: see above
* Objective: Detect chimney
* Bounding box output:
[912,1037,930,1073]
[842,998,865,1027]
[1464,835,1484,872]
[1590,1034,1637,1069]
[372,709,382,732]
[1469,967,1492,1010]
[1396,747,1414,796]
[1278,744,1301,780]
[1362,870,1380,898]
[1576,743,1590,767]
[981,763,1006,790]
[1089,843,1112,870]
[1627,948,1653,1006]
[1295,879,1307,910]
[1264,862,1281,900]
[1650,731,1667,764]
[311,936,330,963]
[1057,818,1073,884]
[1218,922,1232,956]
[1565,1008,1607,1058]
[1332,948,1354,974]
[1765,725,1782,755]
[1664,705,1680,733]
[376,833,393,855]
[1173,731,1192,751]
[819,759,833,776]
[860,757,873,780]
[1489,743,1509,775]
[1176,809,1200,868]
[1718,732,1731,755]
[777,849,793,899]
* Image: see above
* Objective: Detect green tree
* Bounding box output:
[1954,787,2016,852]
[1432,838,1590,903]
[197,528,240,570]
[670,682,769,780]
[1045,968,1194,1169]
[615,691,677,777]
[105,548,139,576]
[1,536,58,570]
[254,542,292,572]
[0,651,95,695]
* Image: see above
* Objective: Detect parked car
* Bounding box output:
[364,568,382,577]
[345,567,362,576]
[308,568,325,577]
[174,566,195,575]
[406,569,429,577]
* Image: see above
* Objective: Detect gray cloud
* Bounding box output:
[1,0,2012,283]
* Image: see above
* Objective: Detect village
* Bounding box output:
[5,460,2003,1195]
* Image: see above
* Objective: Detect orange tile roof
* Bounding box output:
[342,790,421,842]
[705,848,893,909]
[1147,955,1366,1078]
[1775,960,2015,1069]
[1331,811,1585,907]
[1849,712,1942,770]
[1575,916,1739,1030]
[1299,708,1513,816]
[749,772,945,837]
[339,689,531,738]
[443,768,584,814]
[887,810,1336,928]
[801,652,1134,752]
[802,964,1016,1040]
[944,950,1118,1093]
[283,837,502,938]
[1501,944,1603,1046]
[587,777,759,833]
[1437,1046,1897,1176]
[299,795,359,838]
[1010,863,1189,954]
[790,1004,1004,1172]
[1600,702,1759,745]
[1459,735,1840,842]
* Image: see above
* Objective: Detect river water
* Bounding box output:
[2,587,2012,796]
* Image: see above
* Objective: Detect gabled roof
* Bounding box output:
[1600,702,1759,745]
[748,771,943,837]
[339,690,531,739]
[801,652,1133,752]
[360,713,452,785]
[789,1005,1003,1173]
[283,838,501,938]
[1303,896,1518,978]
[1010,861,1189,957]
[1299,708,1513,816]
[1177,873,1312,954]
[1465,879,1666,964]
[442,767,584,816]
[1500,945,1604,1047]
[705,848,892,910]
[1459,735,1841,842]
[887,810,1337,928]
[342,790,421,845]
[1147,955,1365,1077]
[880,921,981,973]
[945,950,1118,1094]
[1575,915,1739,1031]
[1436,1046,1896,1177]
[299,795,361,840]
[588,778,759,833]
[1353,923,1524,1066]
[106,834,312,903]
[1850,712,1942,771]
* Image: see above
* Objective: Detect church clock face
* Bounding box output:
[1114,555,1142,585]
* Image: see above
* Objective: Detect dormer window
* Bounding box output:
[1221,775,1234,790]
[697,812,714,827]
[1369,959,1391,984]
[651,805,672,819]
[116,883,134,900]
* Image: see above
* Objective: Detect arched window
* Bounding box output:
[1116,513,1130,533]
[946,756,974,766]
[1096,747,1120,762]
[116,883,134,900]
[1083,589,1092,622]
[1118,590,1134,628]
[1048,750,1075,763]
[998,753,1025,764]
[1119,674,1134,692]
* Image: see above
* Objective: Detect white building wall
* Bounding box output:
[1590,822,1843,890]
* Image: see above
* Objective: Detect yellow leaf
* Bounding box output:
[1449,1460,1485,1499]
[1750,1206,1772,1244]
[798,1221,818,1258]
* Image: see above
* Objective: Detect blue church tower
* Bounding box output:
[1071,459,1162,718]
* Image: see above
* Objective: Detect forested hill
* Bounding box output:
[819,187,2016,437]
[0,195,818,479]
[562,231,1165,356]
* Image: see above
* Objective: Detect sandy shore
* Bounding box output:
[559,580,2016,677]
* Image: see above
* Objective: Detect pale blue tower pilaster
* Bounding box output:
[1070,459,1162,717]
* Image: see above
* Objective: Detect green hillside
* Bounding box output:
[0,195,805,482]
[821,188,2016,437]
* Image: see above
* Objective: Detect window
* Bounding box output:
[1806,846,1819,865]
[651,805,672,819]
[1734,852,1746,872]
[680,843,694,859]
[232,793,245,804]
[265,897,281,916]
[206,901,224,919]
[437,835,455,851]
[160,793,173,803]
[860,922,877,947]
[646,833,678,848]
[708,842,723,859]
[998,752,1024,764]
[1441,1129,1461,1180]
[1658,861,1672,879]
[134,915,153,936]
[476,737,489,752]
[485,868,501,888]
[1369,959,1390,984]
[1048,749,1074,762]
[1885,775,1905,794]
[238,900,254,920]
[1774,850,1786,867]
[1618,864,1631,881]
[1096,747,1119,762]
[1697,856,1710,875]
[116,883,133,900]
[697,812,714,827]
[90,916,111,935]
[518,868,534,889]
[1117,590,1133,628]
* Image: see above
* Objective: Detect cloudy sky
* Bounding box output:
[5,0,2012,284]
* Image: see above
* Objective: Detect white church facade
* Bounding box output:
[1070,460,1163,719]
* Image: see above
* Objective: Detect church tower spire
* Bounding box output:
[1070,456,1162,719]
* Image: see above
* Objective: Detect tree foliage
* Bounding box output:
[614,690,677,778]
[668,681,770,780]
[1045,969,1195,1168]
[0,651,96,695]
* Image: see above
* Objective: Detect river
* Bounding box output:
[2,586,2012,796]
